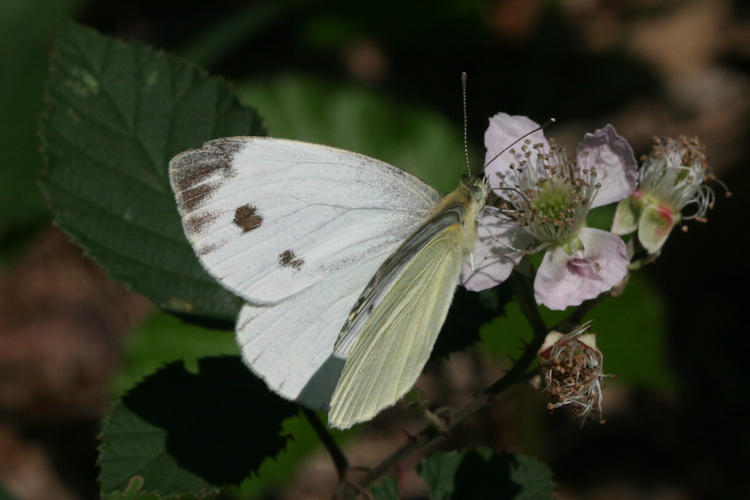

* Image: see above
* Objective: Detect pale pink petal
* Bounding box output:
[483,112,549,189]
[576,124,637,208]
[461,210,533,291]
[534,228,628,310]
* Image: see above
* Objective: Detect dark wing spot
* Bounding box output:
[233,204,263,233]
[278,250,294,266]
[185,212,218,234]
[278,249,304,270]
[173,156,233,191]
[171,139,244,191]
[181,183,218,211]
[198,243,218,256]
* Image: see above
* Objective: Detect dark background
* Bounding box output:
[1,0,747,498]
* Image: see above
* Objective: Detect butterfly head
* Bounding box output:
[467,176,489,203]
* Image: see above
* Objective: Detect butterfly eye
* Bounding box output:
[470,183,485,202]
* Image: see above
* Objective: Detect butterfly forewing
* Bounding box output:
[169,137,440,305]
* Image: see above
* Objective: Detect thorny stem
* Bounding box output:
[350,272,600,493]
[302,408,349,480]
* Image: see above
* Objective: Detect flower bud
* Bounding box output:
[538,323,606,422]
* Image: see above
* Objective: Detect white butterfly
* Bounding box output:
[169,137,489,429]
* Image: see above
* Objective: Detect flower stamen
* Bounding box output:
[494,141,597,246]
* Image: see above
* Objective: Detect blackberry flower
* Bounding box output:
[462,113,637,310]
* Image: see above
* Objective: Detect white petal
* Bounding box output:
[461,210,532,291]
[576,124,638,208]
[483,113,549,189]
[534,228,628,310]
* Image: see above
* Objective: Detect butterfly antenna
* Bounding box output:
[461,72,472,177]
[483,117,556,171]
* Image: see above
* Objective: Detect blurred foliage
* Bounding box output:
[228,0,659,133]
[0,0,87,272]
[0,0,84,234]
[237,74,473,194]
[0,482,18,500]
[179,1,305,67]
[370,476,399,499]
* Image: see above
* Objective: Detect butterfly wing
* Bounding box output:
[169,137,440,408]
[169,137,440,305]
[235,266,380,410]
[328,185,481,429]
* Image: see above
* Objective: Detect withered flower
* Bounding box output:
[538,322,607,422]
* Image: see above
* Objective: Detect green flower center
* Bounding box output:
[530,180,574,221]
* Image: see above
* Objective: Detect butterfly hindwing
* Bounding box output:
[235,252,387,410]
[328,185,481,429]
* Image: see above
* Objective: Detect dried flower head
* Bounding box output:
[538,322,607,422]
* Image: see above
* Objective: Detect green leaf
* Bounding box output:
[418,448,555,500]
[370,475,399,500]
[236,74,474,195]
[39,21,265,323]
[98,356,298,497]
[237,413,349,497]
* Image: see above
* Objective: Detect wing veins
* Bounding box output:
[332,226,462,425]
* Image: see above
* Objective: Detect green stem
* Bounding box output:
[510,271,547,337]
[302,409,349,480]
[553,294,602,333]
